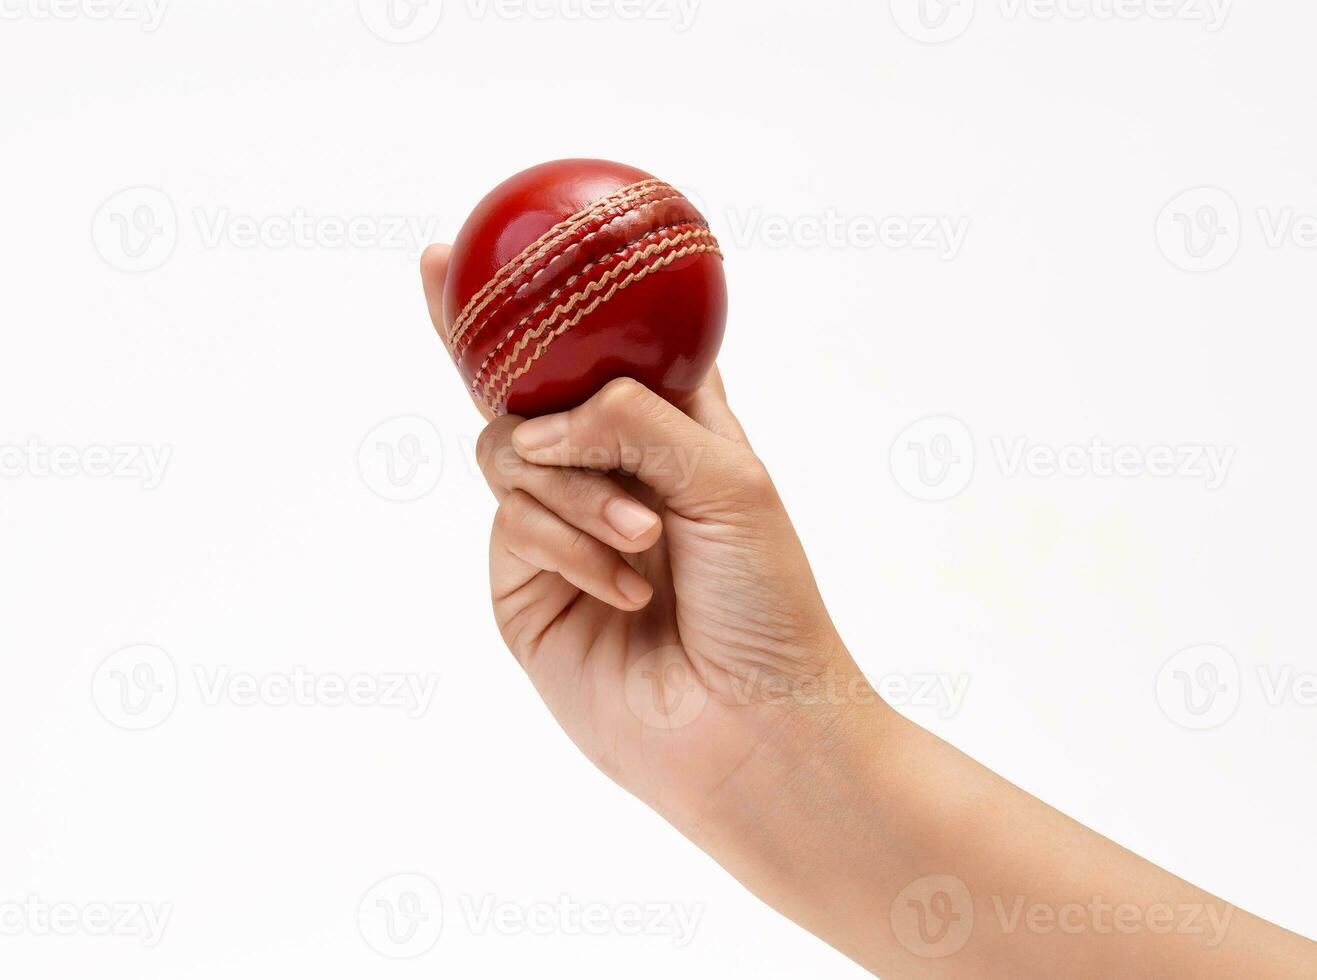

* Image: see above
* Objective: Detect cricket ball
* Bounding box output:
[442,159,727,417]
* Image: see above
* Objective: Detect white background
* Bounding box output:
[2,0,1315,976]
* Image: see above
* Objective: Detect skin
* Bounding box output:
[421,243,1317,978]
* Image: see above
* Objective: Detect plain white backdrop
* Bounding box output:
[2,1,1314,976]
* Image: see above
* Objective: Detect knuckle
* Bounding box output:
[475,418,507,464]
[596,377,650,418]
[557,466,601,507]
[565,526,595,559]
[491,500,515,537]
[476,418,520,481]
[493,489,535,534]
[731,454,776,501]
[475,421,501,462]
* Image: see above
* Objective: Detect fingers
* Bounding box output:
[420,243,451,345]
[477,415,663,554]
[421,242,499,422]
[683,366,751,447]
[510,378,770,516]
[703,363,729,402]
[492,490,654,613]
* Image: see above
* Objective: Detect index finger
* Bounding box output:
[421,242,498,422]
[420,243,452,345]
[509,377,767,518]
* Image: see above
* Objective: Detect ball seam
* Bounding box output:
[487,241,724,414]
[469,219,711,392]
[449,179,671,352]
[448,177,663,346]
[453,188,689,358]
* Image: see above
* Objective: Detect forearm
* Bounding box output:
[435,336,1313,976]
[683,656,1316,979]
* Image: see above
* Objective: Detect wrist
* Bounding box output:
[680,648,898,891]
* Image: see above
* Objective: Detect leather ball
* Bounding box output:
[443,159,727,417]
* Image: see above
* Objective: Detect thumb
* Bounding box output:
[509,378,772,519]
[683,365,752,448]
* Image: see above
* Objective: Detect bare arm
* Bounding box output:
[421,242,1316,978]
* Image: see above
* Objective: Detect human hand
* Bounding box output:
[421,243,868,837]
[423,242,1316,979]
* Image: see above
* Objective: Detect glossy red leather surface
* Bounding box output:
[443,159,727,417]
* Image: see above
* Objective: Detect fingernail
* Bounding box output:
[616,567,653,606]
[604,498,660,541]
[513,414,568,452]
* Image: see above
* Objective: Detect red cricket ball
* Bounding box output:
[442,159,727,418]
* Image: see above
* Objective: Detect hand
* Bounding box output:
[421,243,866,835]
[421,242,1316,979]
